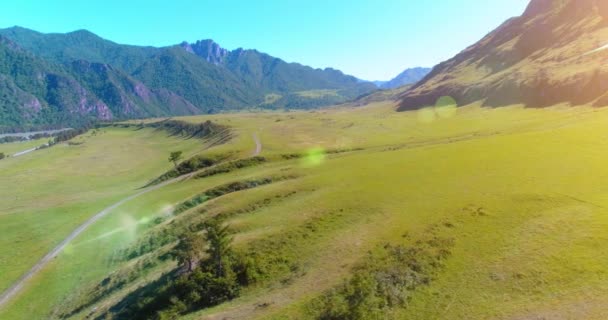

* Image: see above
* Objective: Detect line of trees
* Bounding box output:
[110,219,242,319]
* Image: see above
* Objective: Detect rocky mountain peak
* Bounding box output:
[180,39,228,65]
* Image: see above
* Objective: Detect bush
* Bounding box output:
[194,156,266,179]
[104,221,241,319]
[173,176,283,215]
[0,136,27,144]
[145,119,228,139]
[146,153,233,187]
[314,236,454,320]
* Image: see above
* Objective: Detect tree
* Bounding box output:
[203,220,233,277]
[169,151,183,169]
[172,232,204,273]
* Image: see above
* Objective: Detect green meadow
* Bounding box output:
[2,101,608,319]
[0,138,48,156]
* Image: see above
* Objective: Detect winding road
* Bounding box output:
[0,133,262,309]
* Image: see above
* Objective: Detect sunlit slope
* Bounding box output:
[188,105,608,320]
[2,102,608,319]
[400,0,608,110]
[0,128,206,294]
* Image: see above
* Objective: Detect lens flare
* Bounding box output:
[74,212,155,247]
[435,96,457,118]
[302,147,326,167]
[417,96,458,123]
[417,107,436,123]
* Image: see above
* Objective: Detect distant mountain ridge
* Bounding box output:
[373,67,430,89]
[399,0,608,110]
[0,26,376,131]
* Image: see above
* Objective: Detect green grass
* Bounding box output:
[3,101,608,319]
[0,138,49,156]
[294,89,339,98]
[0,127,207,295]
[263,93,283,105]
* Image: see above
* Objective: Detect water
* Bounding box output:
[0,128,72,139]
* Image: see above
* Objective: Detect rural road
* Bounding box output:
[12,147,37,157]
[12,142,50,157]
[0,133,262,309]
[252,133,262,156]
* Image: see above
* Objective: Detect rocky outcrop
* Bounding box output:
[180,40,228,65]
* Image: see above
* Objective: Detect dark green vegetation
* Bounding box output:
[143,119,230,140]
[174,176,290,215]
[148,153,221,186]
[194,156,266,179]
[0,131,57,143]
[53,127,89,143]
[312,230,454,320]
[0,152,5,159]
[58,175,297,319]
[169,151,184,169]
[125,176,294,262]
[0,136,26,144]
[0,27,376,130]
[104,220,240,320]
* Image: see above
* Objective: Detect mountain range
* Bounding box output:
[373,67,430,89]
[399,0,608,110]
[0,27,376,131]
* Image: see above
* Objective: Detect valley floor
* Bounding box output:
[1,101,608,319]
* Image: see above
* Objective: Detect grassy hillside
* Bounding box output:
[399,0,608,110]
[2,99,608,319]
[0,126,219,295]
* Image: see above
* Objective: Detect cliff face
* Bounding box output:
[399,0,608,110]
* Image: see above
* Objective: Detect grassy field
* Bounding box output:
[0,138,49,156]
[2,101,608,319]
[0,128,208,295]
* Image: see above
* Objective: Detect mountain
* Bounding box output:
[132,46,258,112]
[0,27,376,131]
[0,27,157,73]
[399,0,608,111]
[179,40,376,107]
[373,67,430,89]
[0,36,111,130]
[0,35,202,131]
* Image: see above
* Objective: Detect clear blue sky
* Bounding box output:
[0,0,529,80]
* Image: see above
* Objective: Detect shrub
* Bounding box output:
[194,156,267,179]
[105,221,241,319]
[146,153,232,187]
[314,236,454,320]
